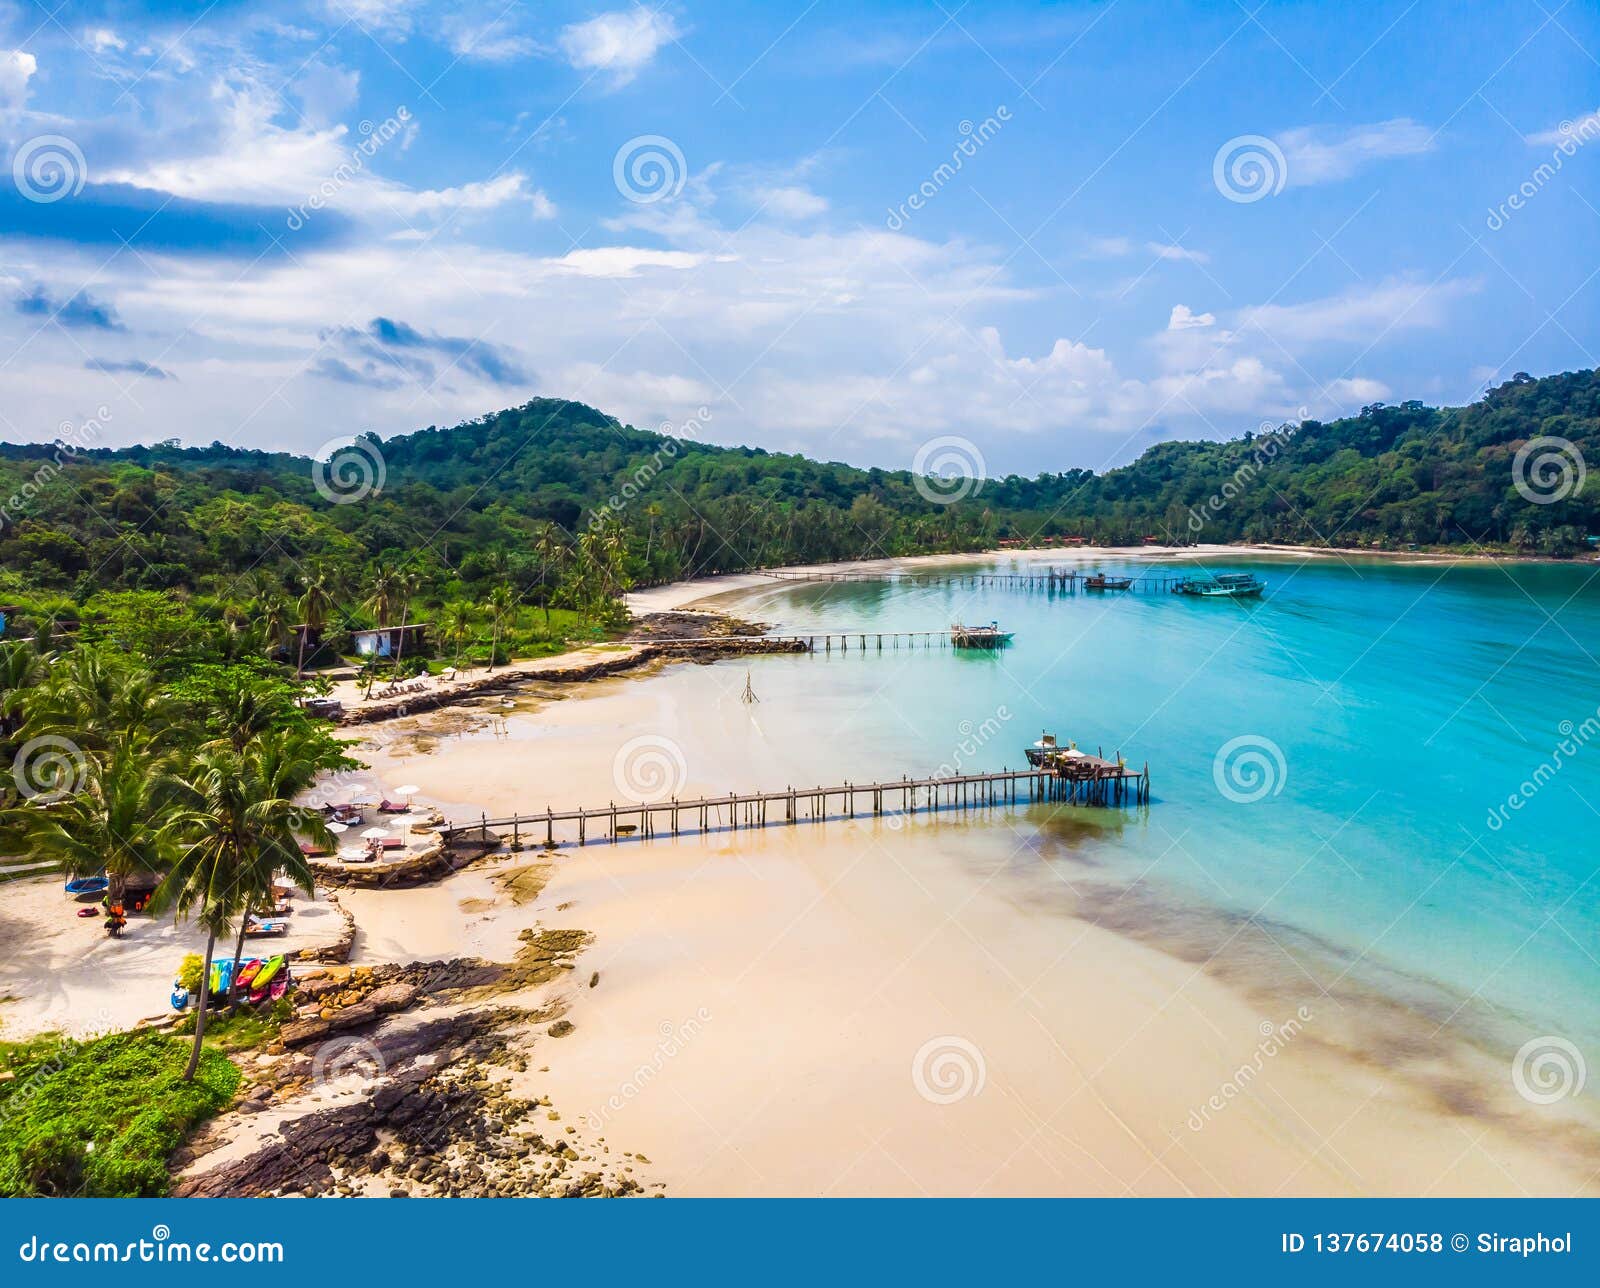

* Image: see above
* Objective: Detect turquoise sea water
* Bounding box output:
[715,555,1600,1060]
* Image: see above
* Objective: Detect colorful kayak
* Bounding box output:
[268,974,290,1002]
[235,958,265,990]
[208,957,236,997]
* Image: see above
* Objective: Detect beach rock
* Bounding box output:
[547,1019,574,1038]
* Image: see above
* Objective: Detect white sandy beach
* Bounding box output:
[5,544,1596,1197]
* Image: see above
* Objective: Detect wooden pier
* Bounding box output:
[758,569,1187,593]
[440,757,1150,850]
[654,629,963,653]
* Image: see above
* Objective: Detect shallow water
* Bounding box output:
[691,555,1600,1061]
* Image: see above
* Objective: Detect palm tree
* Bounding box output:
[0,638,46,743]
[218,733,326,1011]
[295,570,336,680]
[485,583,515,672]
[533,523,563,627]
[256,592,291,663]
[22,743,173,909]
[439,601,473,669]
[389,569,424,677]
[156,748,256,1079]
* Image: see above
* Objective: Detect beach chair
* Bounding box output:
[378,799,408,813]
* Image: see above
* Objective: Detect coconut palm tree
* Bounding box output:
[217,732,327,1011]
[22,743,174,909]
[439,601,473,669]
[389,568,424,677]
[0,638,46,743]
[295,570,337,680]
[532,523,563,627]
[485,583,514,672]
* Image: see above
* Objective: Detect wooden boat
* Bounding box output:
[950,620,1014,648]
[1172,572,1265,599]
[1084,573,1133,590]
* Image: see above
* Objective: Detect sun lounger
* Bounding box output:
[298,841,331,857]
[378,837,403,850]
[378,800,408,813]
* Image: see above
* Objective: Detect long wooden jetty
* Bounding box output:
[758,569,1187,593]
[440,757,1150,850]
[655,629,961,652]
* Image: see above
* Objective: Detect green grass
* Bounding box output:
[173,997,294,1052]
[0,1029,239,1196]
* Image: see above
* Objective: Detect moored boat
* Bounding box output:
[950,620,1014,648]
[1172,572,1265,598]
[1084,572,1133,590]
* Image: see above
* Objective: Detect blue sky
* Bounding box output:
[0,0,1594,474]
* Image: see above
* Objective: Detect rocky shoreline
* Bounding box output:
[174,929,658,1198]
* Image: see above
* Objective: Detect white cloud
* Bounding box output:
[294,61,359,128]
[1168,304,1215,330]
[1276,119,1434,185]
[1234,277,1479,345]
[1083,234,1133,258]
[559,7,680,85]
[0,49,37,114]
[1147,241,1209,264]
[85,28,125,54]
[752,184,828,219]
[1528,111,1600,146]
[442,14,537,62]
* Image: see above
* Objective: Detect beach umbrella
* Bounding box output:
[394,784,420,797]
[349,791,378,805]
[360,826,388,840]
[327,821,348,834]
[337,846,366,862]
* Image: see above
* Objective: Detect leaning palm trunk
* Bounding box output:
[184,928,218,1082]
[226,916,250,1012]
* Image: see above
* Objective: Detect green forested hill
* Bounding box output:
[0,368,1594,623]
